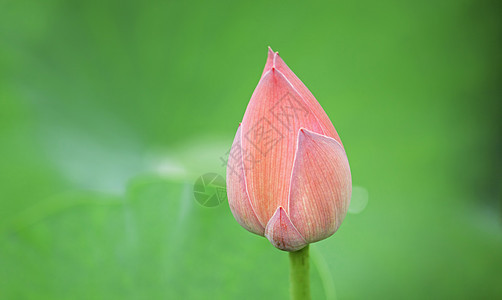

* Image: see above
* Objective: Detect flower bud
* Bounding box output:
[226,47,351,251]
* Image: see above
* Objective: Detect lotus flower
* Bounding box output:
[226,47,351,252]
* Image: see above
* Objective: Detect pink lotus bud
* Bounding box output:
[227,47,351,252]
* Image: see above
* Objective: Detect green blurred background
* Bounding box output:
[1,0,501,299]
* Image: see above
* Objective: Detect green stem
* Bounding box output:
[289,245,311,300]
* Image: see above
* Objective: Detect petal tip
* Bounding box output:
[262,47,278,77]
[264,207,308,252]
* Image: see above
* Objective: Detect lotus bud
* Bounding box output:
[226,47,351,251]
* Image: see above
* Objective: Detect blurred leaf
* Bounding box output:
[0,176,294,299]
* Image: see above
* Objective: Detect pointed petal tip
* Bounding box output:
[265,46,280,71]
[264,206,308,252]
[267,46,279,55]
[298,127,325,140]
[261,47,278,77]
[298,127,312,139]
